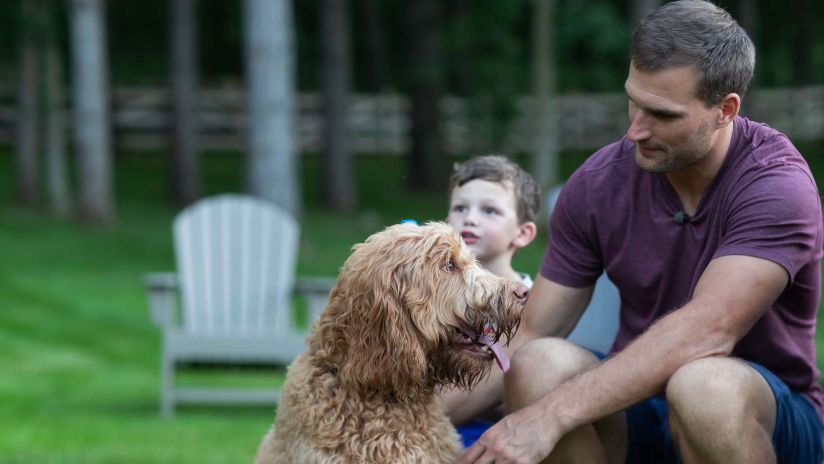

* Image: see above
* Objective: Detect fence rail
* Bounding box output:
[0,86,821,154]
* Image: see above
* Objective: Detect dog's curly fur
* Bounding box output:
[254,222,526,463]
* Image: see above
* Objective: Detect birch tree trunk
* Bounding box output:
[321,0,354,211]
[70,0,114,224]
[243,0,299,216]
[170,0,201,208]
[530,0,559,192]
[44,0,70,216]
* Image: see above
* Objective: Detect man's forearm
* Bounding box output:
[541,303,731,433]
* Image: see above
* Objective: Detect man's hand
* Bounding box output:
[460,402,563,464]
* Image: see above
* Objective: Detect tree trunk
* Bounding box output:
[170,0,201,208]
[243,0,299,216]
[16,0,39,207]
[402,0,445,192]
[353,0,389,155]
[353,0,386,93]
[531,0,559,193]
[43,0,71,216]
[69,0,114,224]
[445,0,473,96]
[791,0,811,85]
[321,0,355,212]
[737,0,758,117]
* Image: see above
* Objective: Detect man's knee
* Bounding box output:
[666,357,776,436]
[505,338,599,411]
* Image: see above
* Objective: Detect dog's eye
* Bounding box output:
[445,259,457,272]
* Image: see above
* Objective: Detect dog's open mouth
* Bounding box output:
[453,325,510,372]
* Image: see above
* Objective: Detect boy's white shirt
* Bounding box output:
[517,272,534,289]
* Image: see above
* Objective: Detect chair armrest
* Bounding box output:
[295,276,336,323]
[144,272,179,328]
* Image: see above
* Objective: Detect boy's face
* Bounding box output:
[447,179,524,264]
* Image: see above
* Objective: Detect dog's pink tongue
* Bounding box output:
[479,334,510,372]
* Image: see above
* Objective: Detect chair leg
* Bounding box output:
[161,353,175,418]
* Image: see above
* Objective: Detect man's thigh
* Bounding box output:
[625,359,824,463]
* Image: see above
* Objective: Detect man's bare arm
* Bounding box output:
[462,254,788,463]
[443,275,593,424]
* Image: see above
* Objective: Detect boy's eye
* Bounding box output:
[483,207,500,215]
[452,205,467,213]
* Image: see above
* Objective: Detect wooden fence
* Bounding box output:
[0,85,821,154]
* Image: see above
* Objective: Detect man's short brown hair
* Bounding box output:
[631,0,755,106]
[449,155,541,225]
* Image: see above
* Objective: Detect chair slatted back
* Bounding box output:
[173,194,299,336]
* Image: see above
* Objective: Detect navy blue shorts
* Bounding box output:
[457,356,824,463]
[458,419,495,448]
[626,360,824,464]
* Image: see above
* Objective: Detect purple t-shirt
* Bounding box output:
[541,117,824,417]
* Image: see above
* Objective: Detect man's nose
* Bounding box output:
[627,111,651,142]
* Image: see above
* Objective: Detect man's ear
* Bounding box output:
[512,221,537,249]
[717,93,741,127]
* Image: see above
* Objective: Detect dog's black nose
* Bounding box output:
[513,284,529,302]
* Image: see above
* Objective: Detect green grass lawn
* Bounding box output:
[0,146,822,463]
[0,151,550,463]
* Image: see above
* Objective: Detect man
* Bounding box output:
[453,1,824,462]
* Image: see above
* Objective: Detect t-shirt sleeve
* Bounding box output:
[713,161,822,282]
[540,170,604,288]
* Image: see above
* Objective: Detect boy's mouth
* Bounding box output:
[460,231,479,244]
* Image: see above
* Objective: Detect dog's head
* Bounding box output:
[309,222,527,399]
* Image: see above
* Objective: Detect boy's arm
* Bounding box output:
[442,274,593,424]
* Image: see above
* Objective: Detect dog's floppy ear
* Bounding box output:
[311,243,431,398]
[338,269,430,398]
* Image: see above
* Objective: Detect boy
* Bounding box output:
[446,155,540,286]
[445,155,541,447]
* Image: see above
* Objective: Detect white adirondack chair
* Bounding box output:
[145,194,334,417]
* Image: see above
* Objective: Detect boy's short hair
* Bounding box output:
[449,155,541,225]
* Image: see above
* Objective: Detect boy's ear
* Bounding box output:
[512,221,537,249]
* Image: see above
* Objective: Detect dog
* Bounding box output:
[254,222,528,463]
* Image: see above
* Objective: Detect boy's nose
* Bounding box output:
[463,211,478,225]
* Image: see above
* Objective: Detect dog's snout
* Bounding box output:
[513,284,529,302]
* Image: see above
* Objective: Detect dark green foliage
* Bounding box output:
[0,1,817,90]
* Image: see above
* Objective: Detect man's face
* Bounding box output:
[625,64,719,173]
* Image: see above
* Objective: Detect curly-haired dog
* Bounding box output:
[254,222,528,463]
